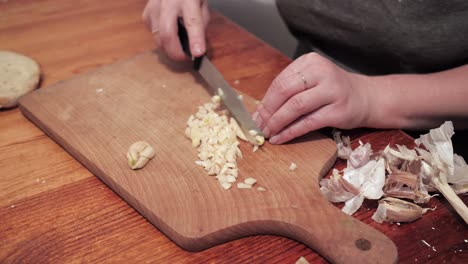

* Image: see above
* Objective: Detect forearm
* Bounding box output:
[361,64,468,130]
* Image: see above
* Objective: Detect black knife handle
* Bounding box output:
[177,18,203,70]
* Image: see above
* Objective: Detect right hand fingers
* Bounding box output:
[142,0,209,61]
[159,1,186,60]
[181,0,209,57]
[142,0,161,44]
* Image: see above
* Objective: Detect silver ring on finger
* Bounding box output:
[151,28,160,34]
[297,71,307,90]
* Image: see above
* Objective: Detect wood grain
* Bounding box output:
[1,0,467,263]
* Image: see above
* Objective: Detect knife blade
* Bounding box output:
[177,19,263,144]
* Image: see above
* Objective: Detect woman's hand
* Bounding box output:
[142,0,210,61]
[252,52,373,144]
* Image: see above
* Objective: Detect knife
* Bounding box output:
[177,19,263,144]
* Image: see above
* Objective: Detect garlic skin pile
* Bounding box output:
[322,121,468,224]
[320,155,386,216]
[186,95,262,190]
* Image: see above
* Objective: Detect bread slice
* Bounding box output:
[0,51,40,109]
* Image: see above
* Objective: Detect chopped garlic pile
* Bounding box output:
[185,95,264,190]
[322,121,468,224]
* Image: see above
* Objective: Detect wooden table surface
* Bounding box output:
[1,1,466,263]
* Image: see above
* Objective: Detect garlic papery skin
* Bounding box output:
[347,141,373,169]
[127,141,156,170]
[320,169,360,203]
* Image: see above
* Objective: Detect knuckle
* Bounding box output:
[266,116,279,133]
[142,10,148,21]
[203,12,211,27]
[147,0,159,13]
[303,52,318,61]
[289,96,308,113]
[281,127,297,142]
[300,52,333,70]
[271,78,290,98]
[302,114,321,131]
[159,30,171,43]
[185,16,202,28]
[259,109,271,122]
[141,4,155,25]
[297,52,319,64]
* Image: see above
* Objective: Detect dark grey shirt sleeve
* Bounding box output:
[276,0,468,75]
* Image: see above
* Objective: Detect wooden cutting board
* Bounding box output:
[19,51,397,264]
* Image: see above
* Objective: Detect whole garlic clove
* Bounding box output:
[127,141,156,170]
[372,197,432,223]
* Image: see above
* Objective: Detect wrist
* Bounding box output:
[353,74,407,129]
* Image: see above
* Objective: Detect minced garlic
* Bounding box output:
[289,162,297,171]
[249,129,265,152]
[244,177,257,185]
[186,95,247,190]
[237,182,253,189]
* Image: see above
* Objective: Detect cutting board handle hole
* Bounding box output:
[355,238,372,251]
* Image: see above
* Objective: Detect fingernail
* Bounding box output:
[193,43,202,56]
[252,112,263,128]
[269,135,280,144]
[263,127,271,138]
